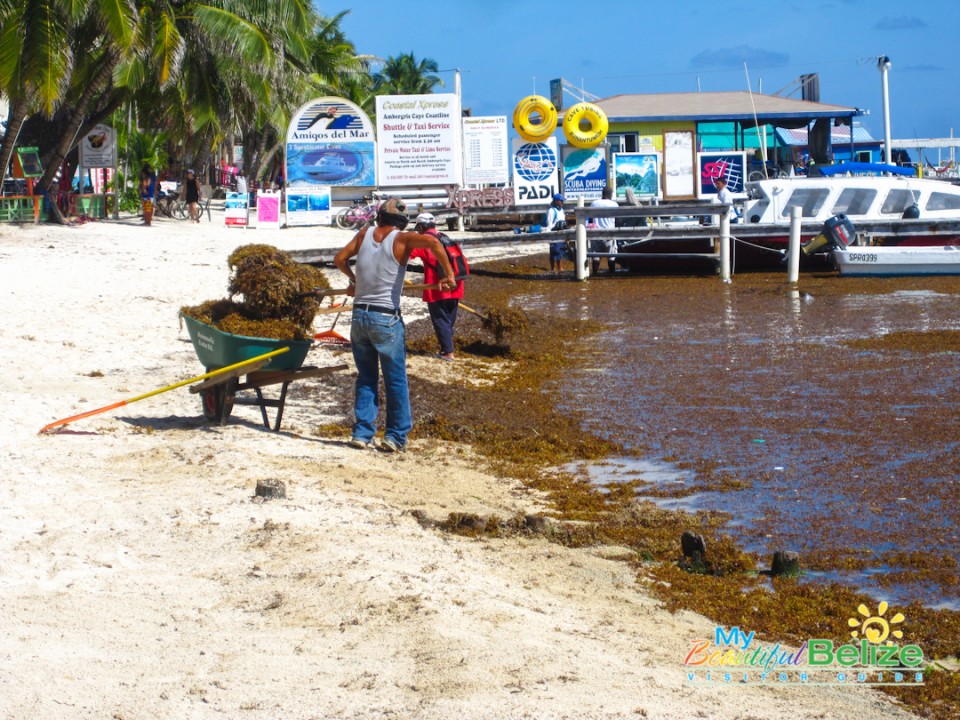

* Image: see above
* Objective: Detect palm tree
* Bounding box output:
[0,0,76,185]
[240,9,369,185]
[2,1,374,219]
[3,0,137,204]
[372,52,443,96]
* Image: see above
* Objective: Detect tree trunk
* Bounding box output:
[193,126,214,182]
[73,93,126,148]
[248,128,270,187]
[37,52,119,195]
[0,98,29,183]
[257,140,282,186]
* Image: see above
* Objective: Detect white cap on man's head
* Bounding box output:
[416,212,436,224]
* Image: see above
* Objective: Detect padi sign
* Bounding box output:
[512,137,559,206]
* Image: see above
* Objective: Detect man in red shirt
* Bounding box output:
[409,213,464,362]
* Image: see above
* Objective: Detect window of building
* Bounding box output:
[832,188,877,216]
[781,188,829,218]
[607,132,639,154]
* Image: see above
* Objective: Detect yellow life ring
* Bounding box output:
[513,95,558,143]
[562,102,608,148]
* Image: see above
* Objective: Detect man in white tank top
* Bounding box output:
[334,197,457,453]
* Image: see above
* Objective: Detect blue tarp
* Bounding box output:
[817,162,914,177]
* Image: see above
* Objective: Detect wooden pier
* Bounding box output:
[287,205,960,278]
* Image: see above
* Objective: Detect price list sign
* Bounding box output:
[462,116,509,185]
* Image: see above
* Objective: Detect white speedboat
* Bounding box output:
[832,245,960,276]
[743,172,960,226]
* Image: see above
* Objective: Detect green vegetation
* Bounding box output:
[0,3,443,222]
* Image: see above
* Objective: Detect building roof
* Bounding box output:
[775,124,878,147]
[597,91,862,128]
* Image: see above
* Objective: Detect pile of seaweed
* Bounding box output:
[480,306,528,345]
[180,244,329,340]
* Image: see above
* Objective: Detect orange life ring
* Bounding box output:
[513,95,558,143]
[562,102,608,148]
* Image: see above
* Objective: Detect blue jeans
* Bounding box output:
[350,308,412,446]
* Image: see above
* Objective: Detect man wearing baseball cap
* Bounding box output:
[545,193,568,273]
[334,198,457,453]
[409,212,465,362]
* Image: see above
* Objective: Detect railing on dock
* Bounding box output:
[572,201,734,281]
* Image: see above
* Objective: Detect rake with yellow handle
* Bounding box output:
[38,347,290,434]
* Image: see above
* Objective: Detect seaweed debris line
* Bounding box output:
[180,243,329,339]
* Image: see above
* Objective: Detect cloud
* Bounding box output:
[689,45,788,70]
[875,16,927,30]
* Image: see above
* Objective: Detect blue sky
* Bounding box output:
[322,0,959,150]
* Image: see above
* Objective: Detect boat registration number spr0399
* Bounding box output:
[847,252,878,263]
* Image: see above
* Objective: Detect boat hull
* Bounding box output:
[833,246,960,276]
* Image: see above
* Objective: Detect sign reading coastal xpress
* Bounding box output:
[462,116,509,185]
[376,94,462,186]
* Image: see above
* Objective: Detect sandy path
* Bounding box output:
[0,215,916,719]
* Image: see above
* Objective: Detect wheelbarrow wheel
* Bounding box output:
[200,379,237,425]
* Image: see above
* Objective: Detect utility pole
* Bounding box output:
[878,56,892,165]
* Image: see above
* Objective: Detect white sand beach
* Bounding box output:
[0,212,918,719]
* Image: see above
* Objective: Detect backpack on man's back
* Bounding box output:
[434,232,470,280]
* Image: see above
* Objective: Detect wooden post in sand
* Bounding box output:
[575,196,588,281]
[787,205,802,283]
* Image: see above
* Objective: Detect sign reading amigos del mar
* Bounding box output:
[285,97,376,188]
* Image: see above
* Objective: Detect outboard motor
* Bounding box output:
[802,213,856,255]
[902,203,920,219]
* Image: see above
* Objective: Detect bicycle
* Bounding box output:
[335,195,381,230]
[155,190,189,219]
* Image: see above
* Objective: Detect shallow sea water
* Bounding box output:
[537,271,960,608]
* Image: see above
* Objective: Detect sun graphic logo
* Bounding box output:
[848,602,905,645]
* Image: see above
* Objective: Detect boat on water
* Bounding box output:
[831,245,960,276]
[740,169,960,250]
[800,208,960,276]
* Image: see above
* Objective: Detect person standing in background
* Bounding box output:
[713,176,740,223]
[545,193,568,274]
[182,169,202,223]
[140,165,156,226]
[409,212,465,362]
[588,185,619,274]
[236,170,247,196]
